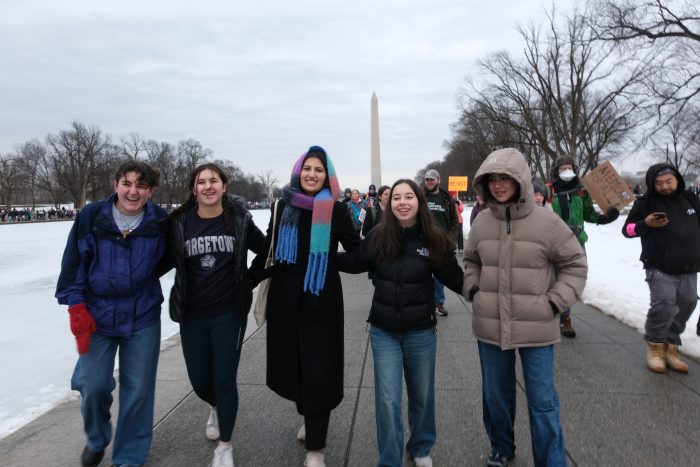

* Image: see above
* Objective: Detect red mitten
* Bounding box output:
[68,304,97,354]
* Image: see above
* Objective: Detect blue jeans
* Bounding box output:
[370,325,436,467]
[71,322,161,466]
[478,342,566,467]
[432,276,445,305]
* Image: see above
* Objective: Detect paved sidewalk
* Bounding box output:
[1,272,699,466]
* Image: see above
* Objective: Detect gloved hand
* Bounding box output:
[597,207,620,225]
[68,303,96,354]
[549,300,560,315]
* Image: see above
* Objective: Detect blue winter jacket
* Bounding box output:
[55,193,168,338]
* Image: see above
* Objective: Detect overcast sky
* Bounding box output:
[1,0,581,191]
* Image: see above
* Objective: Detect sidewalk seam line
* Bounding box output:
[343,330,370,467]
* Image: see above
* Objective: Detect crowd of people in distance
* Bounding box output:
[55,146,700,467]
[0,206,77,222]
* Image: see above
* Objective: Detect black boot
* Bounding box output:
[81,446,104,467]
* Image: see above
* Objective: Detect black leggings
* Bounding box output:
[180,311,247,442]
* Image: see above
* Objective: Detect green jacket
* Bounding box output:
[547,182,601,245]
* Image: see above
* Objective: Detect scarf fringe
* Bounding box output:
[276,223,298,264]
[304,252,329,295]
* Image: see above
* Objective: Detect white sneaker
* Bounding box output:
[304,450,326,467]
[212,444,234,467]
[206,406,220,440]
[296,423,306,443]
[412,455,433,467]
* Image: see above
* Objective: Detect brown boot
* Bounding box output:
[646,342,666,373]
[665,343,689,373]
[559,315,576,337]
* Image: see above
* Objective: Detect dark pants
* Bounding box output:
[180,311,247,442]
[644,268,697,345]
[295,402,330,450]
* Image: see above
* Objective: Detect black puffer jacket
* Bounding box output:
[337,225,463,333]
[164,198,266,323]
[622,163,700,274]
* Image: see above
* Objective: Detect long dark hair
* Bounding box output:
[169,163,238,235]
[369,179,453,267]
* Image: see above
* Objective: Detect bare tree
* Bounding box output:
[121,132,148,159]
[594,0,700,117]
[256,170,279,201]
[434,100,533,195]
[46,121,112,208]
[467,6,652,177]
[649,104,700,174]
[16,139,47,208]
[0,153,21,209]
[145,140,181,205]
[33,144,65,207]
[91,144,126,201]
[177,139,212,175]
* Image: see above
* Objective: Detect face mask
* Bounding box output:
[559,169,576,182]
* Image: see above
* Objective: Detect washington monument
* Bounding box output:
[371,92,381,186]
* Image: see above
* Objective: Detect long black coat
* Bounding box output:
[253,200,360,416]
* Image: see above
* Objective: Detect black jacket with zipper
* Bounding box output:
[337,225,463,333]
[163,196,267,323]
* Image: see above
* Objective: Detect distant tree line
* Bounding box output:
[0,121,279,209]
[420,0,700,193]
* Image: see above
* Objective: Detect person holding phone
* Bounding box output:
[622,163,700,373]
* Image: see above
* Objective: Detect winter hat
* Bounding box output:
[533,182,547,205]
[424,169,440,180]
[551,155,577,178]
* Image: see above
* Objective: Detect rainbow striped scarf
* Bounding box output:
[275,146,340,295]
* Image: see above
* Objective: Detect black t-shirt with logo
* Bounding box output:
[184,207,237,318]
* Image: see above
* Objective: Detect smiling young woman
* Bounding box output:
[336,179,463,466]
[250,146,360,467]
[162,163,267,467]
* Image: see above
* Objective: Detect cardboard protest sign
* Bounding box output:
[581,161,635,212]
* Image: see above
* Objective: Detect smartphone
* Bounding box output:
[652,212,667,220]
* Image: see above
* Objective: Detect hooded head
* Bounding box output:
[645,163,684,198]
[473,148,535,218]
[368,184,377,194]
[551,155,578,182]
[533,181,547,206]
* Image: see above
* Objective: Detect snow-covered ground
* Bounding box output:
[1,206,698,439]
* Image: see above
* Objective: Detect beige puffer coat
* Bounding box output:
[463,148,588,349]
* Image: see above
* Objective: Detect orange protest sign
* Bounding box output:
[448,176,468,192]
